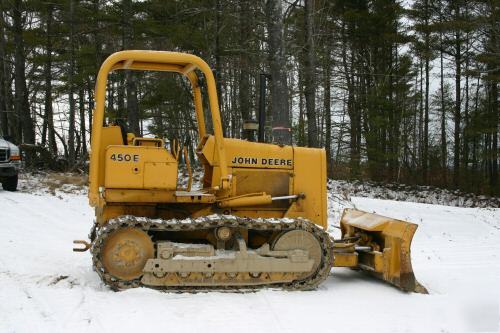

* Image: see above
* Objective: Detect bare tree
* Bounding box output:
[265,0,290,145]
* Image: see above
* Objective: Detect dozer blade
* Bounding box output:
[337,208,427,293]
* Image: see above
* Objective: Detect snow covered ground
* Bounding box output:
[1,175,500,333]
[329,179,500,208]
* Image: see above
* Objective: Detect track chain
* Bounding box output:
[90,215,333,292]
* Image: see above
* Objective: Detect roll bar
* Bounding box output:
[89,50,230,206]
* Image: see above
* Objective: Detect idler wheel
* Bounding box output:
[272,230,323,279]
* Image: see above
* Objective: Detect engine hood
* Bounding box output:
[0,138,19,151]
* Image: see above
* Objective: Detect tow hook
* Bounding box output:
[73,240,91,252]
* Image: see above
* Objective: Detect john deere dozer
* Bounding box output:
[74,50,426,293]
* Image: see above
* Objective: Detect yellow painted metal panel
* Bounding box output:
[144,162,177,190]
[92,126,124,198]
[225,139,293,169]
[104,145,177,190]
[133,137,164,147]
[320,148,327,229]
[199,136,293,170]
[290,147,327,229]
[233,168,290,197]
[105,189,175,203]
[104,147,143,189]
[332,253,358,267]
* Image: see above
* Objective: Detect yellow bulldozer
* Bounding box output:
[74,50,426,293]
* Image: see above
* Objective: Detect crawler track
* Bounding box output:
[90,215,333,291]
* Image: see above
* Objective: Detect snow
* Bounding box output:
[1,176,500,332]
[329,179,500,208]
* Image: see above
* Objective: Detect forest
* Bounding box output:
[0,0,498,195]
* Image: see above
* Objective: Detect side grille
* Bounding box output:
[0,148,9,162]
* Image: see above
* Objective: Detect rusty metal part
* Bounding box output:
[101,227,154,281]
[73,240,91,252]
[90,215,333,291]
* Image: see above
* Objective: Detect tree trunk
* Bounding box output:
[423,0,430,182]
[324,56,332,176]
[341,21,360,178]
[43,4,57,155]
[89,0,101,141]
[214,0,227,137]
[87,79,94,140]
[463,52,470,189]
[123,0,140,135]
[0,9,8,136]
[453,30,461,188]
[303,0,317,147]
[440,31,447,184]
[238,0,251,140]
[297,70,305,146]
[419,60,424,177]
[79,87,87,156]
[68,0,76,164]
[12,0,35,144]
[471,76,480,179]
[490,81,498,194]
[126,74,140,135]
[265,0,290,145]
